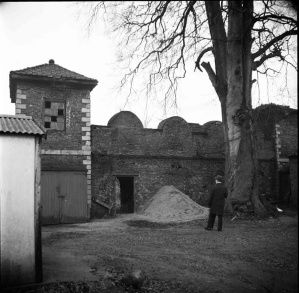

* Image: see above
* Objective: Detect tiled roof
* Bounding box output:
[10,59,98,83]
[0,115,46,136]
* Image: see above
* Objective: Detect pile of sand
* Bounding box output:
[139,185,209,223]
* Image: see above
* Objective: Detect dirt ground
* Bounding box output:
[6,210,298,293]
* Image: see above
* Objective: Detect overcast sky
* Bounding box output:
[0,2,297,128]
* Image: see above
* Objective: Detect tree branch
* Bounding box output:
[253,50,283,70]
[201,61,217,89]
[254,13,297,26]
[252,29,298,60]
[195,47,213,71]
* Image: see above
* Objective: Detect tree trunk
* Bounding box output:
[205,1,267,215]
[225,1,266,214]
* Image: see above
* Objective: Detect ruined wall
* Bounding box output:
[91,112,226,215]
[91,154,225,213]
[253,104,298,202]
[253,104,297,159]
[92,116,224,159]
[257,160,277,200]
[278,113,298,158]
[91,106,297,216]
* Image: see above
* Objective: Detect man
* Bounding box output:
[205,175,228,231]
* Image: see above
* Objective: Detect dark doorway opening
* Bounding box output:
[117,176,135,213]
[279,170,291,205]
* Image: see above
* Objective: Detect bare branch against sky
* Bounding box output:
[0,2,297,128]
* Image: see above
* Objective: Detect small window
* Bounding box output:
[44,122,51,128]
[45,101,51,108]
[44,100,65,130]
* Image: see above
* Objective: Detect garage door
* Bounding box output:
[41,171,87,225]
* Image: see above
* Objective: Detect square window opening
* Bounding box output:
[44,100,65,130]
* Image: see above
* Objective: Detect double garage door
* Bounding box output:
[41,171,87,225]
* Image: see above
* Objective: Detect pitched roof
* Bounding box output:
[10,59,98,83]
[0,115,46,136]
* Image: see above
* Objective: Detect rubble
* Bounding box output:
[139,185,209,223]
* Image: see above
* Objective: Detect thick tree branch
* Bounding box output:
[253,50,283,70]
[252,29,298,60]
[201,61,217,89]
[205,1,228,98]
[195,47,213,71]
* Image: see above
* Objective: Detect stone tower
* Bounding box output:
[9,59,98,224]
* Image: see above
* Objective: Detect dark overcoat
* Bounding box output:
[208,183,228,215]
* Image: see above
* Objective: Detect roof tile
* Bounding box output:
[11,60,97,82]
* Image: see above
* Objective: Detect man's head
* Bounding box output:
[215,175,223,183]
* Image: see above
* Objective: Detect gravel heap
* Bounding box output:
[140,185,209,223]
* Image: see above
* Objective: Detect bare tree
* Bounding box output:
[79,1,297,214]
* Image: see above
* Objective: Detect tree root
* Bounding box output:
[258,194,279,218]
[226,195,278,218]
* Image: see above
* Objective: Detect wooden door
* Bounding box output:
[41,171,87,225]
[41,171,60,225]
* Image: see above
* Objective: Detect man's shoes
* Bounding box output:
[218,230,222,232]
[205,227,212,231]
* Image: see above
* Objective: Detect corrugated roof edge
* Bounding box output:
[32,116,47,139]
[0,114,47,138]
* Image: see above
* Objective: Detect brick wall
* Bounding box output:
[91,107,297,216]
[14,82,91,151]
[14,81,92,213]
[41,154,85,170]
[92,117,225,159]
[91,112,227,215]
[91,154,225,215]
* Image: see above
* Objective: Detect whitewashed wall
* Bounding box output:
[0,134,36,286]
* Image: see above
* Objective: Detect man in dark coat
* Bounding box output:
[205,175,228,231]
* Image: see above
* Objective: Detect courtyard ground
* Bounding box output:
[4,210,298,293]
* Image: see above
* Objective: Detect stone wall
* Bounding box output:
[254,104,298,203]
[92,116,224,159]
[278,113,298,158]
[91,112,225,215]
[91,106,297,216]
[257,160,277,200]
[91,154,225,214]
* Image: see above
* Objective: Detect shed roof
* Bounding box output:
[0,115,46,136]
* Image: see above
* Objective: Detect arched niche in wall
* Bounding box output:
[107,111,143,129]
